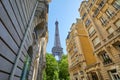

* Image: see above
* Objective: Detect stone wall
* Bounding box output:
[0,0,50,80]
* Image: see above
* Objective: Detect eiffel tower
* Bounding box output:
[52,21,63,61]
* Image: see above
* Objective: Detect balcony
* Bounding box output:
[107,33,114,39]
[69,58,85,69]
[94,42,101,49]
[107,27,120,39]
[116,27,120,32]
[101,20,107,26]
[107,12,115,19]
[71,53,76,59]
[103,59,113,66]
[113,0,120,10]
[73,73,78,76]
[89,30,96,38]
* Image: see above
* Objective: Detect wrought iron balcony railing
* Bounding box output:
[89,30,96,38]
[94,42,101,49]
[103,59,113,65]
[107,27,120,39]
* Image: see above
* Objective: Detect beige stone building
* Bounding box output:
[66,19,97,80]
[79,0,120,80]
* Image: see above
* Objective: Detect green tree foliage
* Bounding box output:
[53,70,59,80]
[44,53,70,80]
[59,55,70,80]
[43,70,46,80]
[45,53,58,80]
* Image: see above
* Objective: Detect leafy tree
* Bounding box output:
[45,53,58,80]
[53,70,59,80]
[43,70,46,80]
[59,55,70,80]
[44,53,70,80]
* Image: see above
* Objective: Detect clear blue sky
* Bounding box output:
[47,0,83,54]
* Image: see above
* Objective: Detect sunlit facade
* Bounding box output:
[79,0,120,80]
[66,19,97,80]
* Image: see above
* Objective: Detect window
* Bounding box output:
[107,27,114,34]
[109,69,120,80]
[91,72,99,80]
[113,0,120,10]
[106,9,114,18]
[82,13,87,20]
[80,71,84,75]
[88,26,95,36]
[100,52,112,65]
[89,3,93,8]
[74,47,78,53]
[85,19,91,27]
[93,8,99,17]
[92,37,100,46]
[100,16,107,25]
[99,1,105,8]
[75,78,78,80]
[115,19,120,28]
[113,41,120,51]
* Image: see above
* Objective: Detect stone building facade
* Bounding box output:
[66,19,97,80]
[79,0,120,80]
[0,0,50,80]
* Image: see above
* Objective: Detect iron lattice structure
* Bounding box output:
[52,21,63,60]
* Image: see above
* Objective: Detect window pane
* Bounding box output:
[100,17,107,25]
[113,0,120,10]
[96,37,100,44]
[117,0,120,5]
[106,9,114,18]
[85,19,91,27]
[93,37,100,46]
[107,27,114,34]
[88,26,94,34]
[115,19,120,28]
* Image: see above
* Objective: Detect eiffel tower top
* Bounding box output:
[55,20,58,25]
[52,20,63,60]
[54,20,61,47]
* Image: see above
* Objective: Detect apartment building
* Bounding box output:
[79,0,120,80]
[66,19,97,80]
[0,0,50,80]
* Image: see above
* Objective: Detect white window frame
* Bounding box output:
[115,19,120,28]
[100,16,107,25]
[88,26,95,35]
[113,0,120,10]
[92,37,100,46]
[107,27,114,34]
[106,9,114,18]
